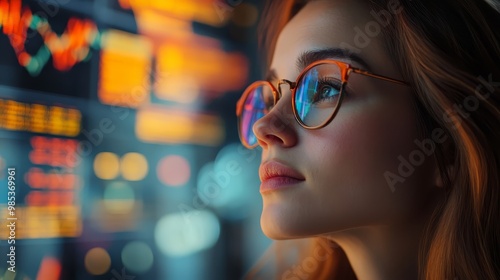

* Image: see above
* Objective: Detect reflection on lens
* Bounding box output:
[295,63,341,127]
[295,69,317,123]
[240,84,271,147]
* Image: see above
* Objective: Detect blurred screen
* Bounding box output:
[0,0,270,279]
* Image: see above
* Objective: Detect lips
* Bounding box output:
[259,161,305,193]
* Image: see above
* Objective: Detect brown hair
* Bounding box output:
[246,0,500,279]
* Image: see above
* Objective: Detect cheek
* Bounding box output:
[302,94,425,224]
[312,97,418,181]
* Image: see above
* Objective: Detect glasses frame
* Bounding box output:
[236,59,408,148]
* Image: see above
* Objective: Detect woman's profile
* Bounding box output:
[236,0,500,279]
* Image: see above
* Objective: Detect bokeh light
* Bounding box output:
[0,0,263,277]
[121,152,149,181]
[154,210,220,257]
[157,155,190,187]
[36,257,61,280]
[98,29,152,108]
[84,247,111,275]
[154,74,200,103]
[94,152,120,180]
[121,241,154,273]
[197,143,259,220]
[103,181,136,214]
[135,107,225,146]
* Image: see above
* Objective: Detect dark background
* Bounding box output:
[0,0,270,279]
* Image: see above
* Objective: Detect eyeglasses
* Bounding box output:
[236,59,408,149]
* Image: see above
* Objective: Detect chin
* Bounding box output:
[260,212,291,239]
[260,209,316,240]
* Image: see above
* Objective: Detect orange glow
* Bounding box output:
[6,134,83,239]
[135,105,224,146]
[25,191,75,206]
[98,30,153,108]
[0,0,100,75]
[36,257,61,280]
[118,0,226,27]
[25,167,80,190]
[0,99,81,137]
[84,248,111,275]
[0,206,81,238]
[120,153,148,181]
[131,9,192,40]
[93,152,120,180]
[29,136,79,168]
[155,42,248,98]
[154,74,200,103]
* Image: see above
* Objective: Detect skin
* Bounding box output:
[252,1,445,279]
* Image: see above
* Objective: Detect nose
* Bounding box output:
[252,92,298,149]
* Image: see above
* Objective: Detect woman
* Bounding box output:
[236,0,500,279]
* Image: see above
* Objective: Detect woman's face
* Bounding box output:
[254,0,439,239]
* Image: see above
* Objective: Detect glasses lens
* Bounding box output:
[239,83,273,147]
[294,63,342,127]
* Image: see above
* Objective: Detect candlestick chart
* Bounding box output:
[0,0,257,279]
[0,0,101,76]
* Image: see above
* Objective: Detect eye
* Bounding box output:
[312,77,341,104]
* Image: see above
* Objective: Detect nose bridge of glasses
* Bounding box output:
[277,79,296,98]
[267,79,295,118]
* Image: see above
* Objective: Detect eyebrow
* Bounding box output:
[266,48,372,82]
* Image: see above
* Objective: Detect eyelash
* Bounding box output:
[319,77,357,96]
[314,77,342,103]
[317,77,342,90]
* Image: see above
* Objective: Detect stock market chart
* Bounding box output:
[0,0,266,279]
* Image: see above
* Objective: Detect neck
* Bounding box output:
[326,186,444,280]
[331,225,423,280]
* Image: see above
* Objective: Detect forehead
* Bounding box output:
[271,0,391,77]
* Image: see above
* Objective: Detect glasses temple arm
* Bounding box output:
[351,68,409,86]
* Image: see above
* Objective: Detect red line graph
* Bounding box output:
[0,0,101,76]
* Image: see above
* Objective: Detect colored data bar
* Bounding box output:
[29,136,80,168]
[135,105,224,146]
[25,191,76,206]
[98,30,153,108]
[129,8,193,39]
[0,99,81,137]
[26,167,80,190]
[118,0,226,27]
[27,135,81,197]
[0,0,101,76]
[0,205,81,238]
[0,135,83,239]
[155,41,248,100]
